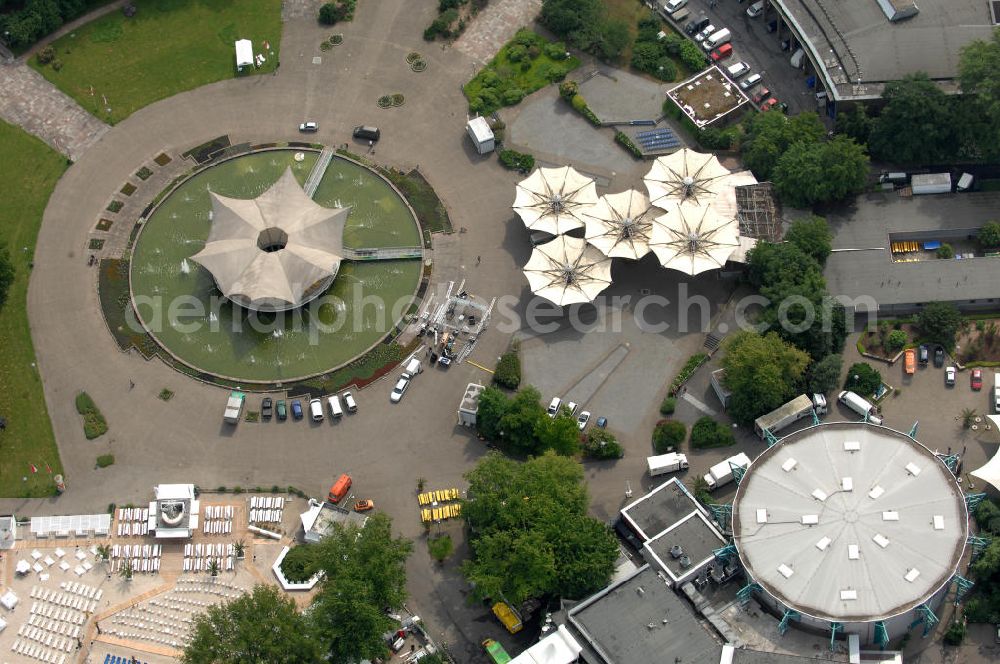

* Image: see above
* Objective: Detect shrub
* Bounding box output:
[671,353,708,393]
[428,534,454,562]
[937,243,954,259]
[943,621,966,646]
[698,126,738,150]
[583,429,623,459]
[884,329,907,353]
[653,419,686,453]
[544,42,568,60]
[558,80,578,100]
[690,417,736,449]
[653,57,677,81]
[318,2,350,25]
[96,454,115,468]
[280,546,317,583]
[679,40,707,71]
[569,94,601,125]
[844,362,882,396]
[37,46,55,65]
[75,392,108,440]
[498,149,535,172]
[494,345,521,389]
[659,396,676,415]
[507,45,528,62]
[501,87,525,105]
[614,131,642,158]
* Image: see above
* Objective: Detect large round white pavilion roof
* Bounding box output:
[733,422,967,622]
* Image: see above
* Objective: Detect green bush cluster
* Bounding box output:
[280,545,317,583]
[428,534,454,562]
[423,8,460,40]
[659,396,676,415]
[464,30,578,114]
[493,344,522,389]
[844,362,882,397]
[582,429,623,460]
[540,0,630,62]
[884,329,908,353]
[96,454,115,468]
[498,149,535,173]
[75,391,108,440]
[652,419,686,453]
[568,94,601,126]
[689,416,735,449]
[318,0,356,25]
[614,131,642,158]
[679,40,708,72]
[630,15,681,82]
[670,353,708,393]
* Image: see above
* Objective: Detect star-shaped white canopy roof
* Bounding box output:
[523,235,613,306]
[513,166,598,235]
[191,168,349,312]
[650,201,740,275]
[581,189,660,260]
[643,148,735,208]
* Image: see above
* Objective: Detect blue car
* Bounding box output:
[291,400,303,419]
[595,416,608,429]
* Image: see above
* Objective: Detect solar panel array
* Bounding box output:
[634,128,681,152]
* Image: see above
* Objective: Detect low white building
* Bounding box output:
[235,39,253,71]
[458,383,485,427]
[149,483,199,539]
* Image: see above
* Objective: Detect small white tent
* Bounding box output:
[235,39,253,71]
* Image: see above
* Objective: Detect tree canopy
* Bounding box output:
[721,330,810,425]
[868,74,957,164]
[978,221,1000,250]
[807,353,842,394]
[784,215,833,266]
[475,385,582,457]
[772,136,869,208]
[183,584,322,664]
[740,111,826,181]
[540,0,629,62]
[462,452,618,605]
[844,362,881,397]
[0,246,14,311]
[916,301,963,350]
[959,28,1000,160]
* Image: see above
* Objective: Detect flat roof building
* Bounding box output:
[641,510,727,586]
[300,500,368,543]
[620,477,707,542]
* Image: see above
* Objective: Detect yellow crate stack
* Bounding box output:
[417,488,462,522]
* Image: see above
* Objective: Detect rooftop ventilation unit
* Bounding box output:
[841,477,853,491]
[904,568,921,582]
[882,511,900,521]
[933,515,945,530]
[816,537,832,551]
[905,462,921,476]
[756,509,768,524]
[669,544,684,559]
[778,564,794,578]
[802,514,819,525]
[868,486,885,499]
[873,533,890,548]
[848,544,860,560]
[844,441,861,452]
[840,589,858,600]
[679,555,692,569]
[782,458,798,472]
[812,489,828,502]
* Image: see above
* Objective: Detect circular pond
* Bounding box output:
[130,149,423,383]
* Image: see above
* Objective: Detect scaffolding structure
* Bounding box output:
[968,534,991,560]
[708,503,732,534]
[734,183,781,242]
[423,279,496,365]
[873,621,889,649]
[909,604,938,637]
[777,608,800,636]
[952,574,974,605]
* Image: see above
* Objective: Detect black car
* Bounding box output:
[685,15,710,36]
[933,345,945,367]
[918,344,929,365]
[261,397,273,420]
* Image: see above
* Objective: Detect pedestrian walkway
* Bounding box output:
[452,0,543,64]
[0,63,108,161]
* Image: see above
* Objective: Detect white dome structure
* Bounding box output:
[191,168,349,312]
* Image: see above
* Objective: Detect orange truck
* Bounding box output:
[328,474,352,503]
[904,348,915,375]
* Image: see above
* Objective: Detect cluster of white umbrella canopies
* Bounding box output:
[514,149,758,306]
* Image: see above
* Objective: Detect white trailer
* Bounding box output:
[994,372,1000,413]
[647,452,690,477]
[223,391,245,424]
[466,117,495,155]
[704,452,751,490]
[838,390,882,425]
[753,394,815,439]
[911,173,951,195]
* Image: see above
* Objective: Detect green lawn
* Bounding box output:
[29,0,282,124]
[0,121,68,497]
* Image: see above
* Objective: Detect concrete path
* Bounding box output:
[0,63,108,161]
[452,0,543,64]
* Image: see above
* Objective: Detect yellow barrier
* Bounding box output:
[421,509,432,523]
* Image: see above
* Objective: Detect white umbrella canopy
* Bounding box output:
[650,201,740,275]
[581,189,659,260]
[513,166,598,235]
[523,235,613,306]
[644,148,734,207]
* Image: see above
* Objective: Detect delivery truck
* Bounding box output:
[753,394,817,439]
[838,390,883,425]
[483,639,512,664]
[223,391,245,424]
[492,601,523,634]
[647,452,690,477]
[703,452,751,490]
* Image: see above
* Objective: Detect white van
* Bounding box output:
[703,28,732,51]
[663,0,688,15]
[327,394,343,418]
[343,391,358,413]
[405,357,422,375]
[790,48,805,68]
[309,398,324,422]
[838,390,882,425]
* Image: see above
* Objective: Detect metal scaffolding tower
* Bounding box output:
[968,534,992,560]
[764,428,779,448]
[952,574,974,605]
[965,493,987,512]
[936,453,960,474]
[713,543,737,564]
[708,503,732,533]
[908,421,918,439]
[736,580,762,607]
[811,409,820,426]
[730,461,746,486]
[829,622,843,650]
[873,621,890,650]
[909,604,938,637]
[777,609,799,636]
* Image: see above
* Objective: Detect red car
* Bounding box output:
[760,97,780,111]
[971,368,983,390]
[710,43,733,62]
[752,87,772,104]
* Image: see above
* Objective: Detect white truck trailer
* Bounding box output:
[753,394,820,439]
[994,372,1000,413]
[838,390,883,425]
[647,452,690,477]
[223,391,245,424]
[704,452,751,490]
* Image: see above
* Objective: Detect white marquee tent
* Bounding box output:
[523,235,612,306]
[580,189,659,261]
[644,148,735,208]
[235,39,253,70]
[971,425,1000,492]
[513,166,598,236]
[649,201,740,275]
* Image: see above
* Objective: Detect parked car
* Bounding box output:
[299,121,318,132]
[972,368,984,390]
[343,391,358,412]
[390,373,411,403]
[747,0,765,17]
[695,24,716,42]
[547,397,562,418]
[760,97,780,111]
[352,125,380,141]
[918,344,929,365]
[685,16,710,36]
[740,73,762,90]
[904,348,915,375]
[291,399,303,419]
[309,398,324,421]
[752,88,772,104]
[710,43,733,62]
[577,411,591,431]
[726,61,751,79]
[261,397,273,420]
[934,345,945,367]
[276,399,287,420]
[945,366,957,386]
[565,401,579,416]
[663,0,688,14]
[596,416,608,428]
[354,499,375,512]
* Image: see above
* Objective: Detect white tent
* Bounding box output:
[971,427,1000,492]
[235,39,253,70]
[513,166,598,236]
[581,189,659,260]
[709,169,759,220]
[523,235,613,306]
[14,560,30,575]
[0,589,18,610]
[644,148,734,208]
[649,201,740,275]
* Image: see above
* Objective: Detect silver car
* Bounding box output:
[390,373,411,402]
[727,61,751,79]
[577,411,591,431]
[695,24,716,42]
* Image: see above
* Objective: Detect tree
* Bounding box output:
[844,362,881,396]
[869,73,957,164]
[498,386,547,454]
[916,301,962,350]
[582,428,623,459]
[937,243,955,259]
[721,330,810,425]
[309,514,412,663]
[884,329,907,353]
[807,353,842,394]
[652,420,686,453]
[773,136,869,208]
[631,42,662,72]
[476,386,509,441]
[428,534,454,563]
[959,29,1000,160]
[689,417,735,449]
[558,79,578,101]
[979,221,1000,250]
[183,584,321,664]
[493,344,522,389]
[280,545,316,583]
[741,111,825,181]
[784,216,833,266]
[835,103,872,146]
[0,246,14,312]
[961,407,978,429]
[536,411,582,456]
[461,452,617,603]
[595,19,629,61]
[539,0,604,51]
